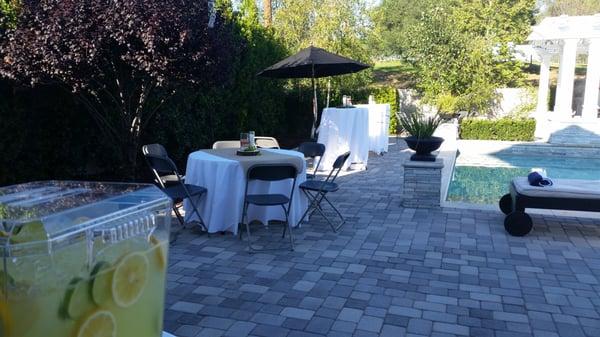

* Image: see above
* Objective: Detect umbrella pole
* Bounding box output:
[326,78,331,108]
[311,65,317,140]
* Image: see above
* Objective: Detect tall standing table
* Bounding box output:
[317,107,369,171]
[355,103,390,154]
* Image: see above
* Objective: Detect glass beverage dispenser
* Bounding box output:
[0,181,172,337]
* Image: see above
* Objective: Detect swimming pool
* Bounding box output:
[446,154,600,204]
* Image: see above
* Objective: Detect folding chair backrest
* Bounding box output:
[255,137,280,149]
[333,151,351,169]
[298,142,326,174]
[248,164,297,182]
[144,154,179,176]
[326,151,351,183]
[298,142,325,158]
[213,140,241,149]
[142,143,168,157]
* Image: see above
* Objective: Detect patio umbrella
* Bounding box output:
[257,46,370,138]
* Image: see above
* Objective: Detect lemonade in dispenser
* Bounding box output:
[0,181,172,337]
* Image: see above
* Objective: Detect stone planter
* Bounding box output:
[404,136,444,161]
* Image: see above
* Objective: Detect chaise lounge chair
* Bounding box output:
[500,177,600,236]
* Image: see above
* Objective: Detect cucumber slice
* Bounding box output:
[60,278,93,319]
[90,262,112,306]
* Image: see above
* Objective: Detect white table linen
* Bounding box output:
[356,103,390,154]
[183,149,307,234]
[317,107,369,171]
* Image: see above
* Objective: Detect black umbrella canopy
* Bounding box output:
[257,46,370,139]
[257,46,370,79]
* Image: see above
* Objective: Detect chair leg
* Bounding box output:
[300,190,345,233]
[281,205,288,239]
[278,205,295,251]
[322,195,346,232]
[189,200,208,233]
[285,206,295,251]
[298,189,320,224]
[241,203,254,253]
[173,206,185,226]
[311,200,338,232]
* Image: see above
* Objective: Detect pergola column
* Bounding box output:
[582,38,600,120]
[554,38,579,119]
[536,54,552,115]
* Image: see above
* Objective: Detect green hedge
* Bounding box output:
[372,87,400,134]
[460,118,536,141]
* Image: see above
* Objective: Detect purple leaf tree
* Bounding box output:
[1,0,235,176]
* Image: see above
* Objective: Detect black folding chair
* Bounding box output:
[142,145,208,233]
[297,142,326,180]
[238,164,298,252]
[298,151,350,232]
[142,144,182,187]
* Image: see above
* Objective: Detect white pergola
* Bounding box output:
[529,14,600,121]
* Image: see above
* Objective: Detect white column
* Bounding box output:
[534,54,552,140]
[554,38,579,119]
[582,38,600,120]
[536,54,551,114]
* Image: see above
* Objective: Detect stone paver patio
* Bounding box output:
[164,140,600,337]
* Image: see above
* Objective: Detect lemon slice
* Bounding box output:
[75,310,116,337]
[0,300,12,337]
[112,252,148,308]
[61,277,93,319]
[149,235,167,271]
[9,220,47,244]
[90,262,112,306]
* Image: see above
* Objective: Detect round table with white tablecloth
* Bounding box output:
[317,107,369,171]
[183,148,308,234]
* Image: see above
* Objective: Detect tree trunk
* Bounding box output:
[263,0,272,27]
[126,112,142,180]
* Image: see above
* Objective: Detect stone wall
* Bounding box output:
[402,159,444,208]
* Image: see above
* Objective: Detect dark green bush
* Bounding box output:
[460,118,535,141]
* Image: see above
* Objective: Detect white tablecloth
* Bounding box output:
[183,149,308,234]
[317,107,369,171]
[163,333,175,337]
[355,104,390,154]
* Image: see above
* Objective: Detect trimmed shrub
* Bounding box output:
[372,87,400,134]
[460,118,535,141]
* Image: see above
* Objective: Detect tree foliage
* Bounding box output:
[373,0,536,114]
[0,0,237,176]
[370,0,439,57]
[0,0,301,184]
[271,0,373,101]
[0,0,18,26]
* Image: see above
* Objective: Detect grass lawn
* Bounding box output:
[523,62,588,87]
[372,59,416,88]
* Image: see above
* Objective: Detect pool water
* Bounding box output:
[446,154,600,205]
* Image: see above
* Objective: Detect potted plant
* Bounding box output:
[398,112,444,161]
